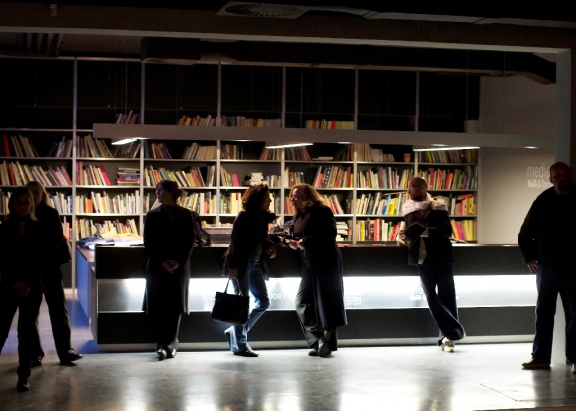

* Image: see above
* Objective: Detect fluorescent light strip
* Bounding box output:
[413,146,479,152]
[265,142,313,149]
[111,137,140,145]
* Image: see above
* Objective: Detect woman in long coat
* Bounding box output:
[144,179,196,360]
[289,184,347,357]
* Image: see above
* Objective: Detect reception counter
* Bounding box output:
[76,244,535,351]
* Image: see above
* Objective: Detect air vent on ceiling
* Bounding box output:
[217,2,309,19]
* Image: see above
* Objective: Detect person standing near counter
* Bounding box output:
[289,184,347,358]
[144,180,196,361]
[518,162,576,371]
[224,183,277,357]
[26,181,83,366]
[399,176,465,352]
[0,186,50,391]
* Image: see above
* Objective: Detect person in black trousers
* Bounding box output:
[224,183,277,357]
[518,162,576,371]
[144,179,196,360]
[399,176,465,352]
[289,183,347,357]
[26,181,83,366]
[0,186,50,391]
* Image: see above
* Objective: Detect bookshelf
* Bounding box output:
[0,56,495,287]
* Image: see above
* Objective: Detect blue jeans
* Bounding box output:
[226,259,270,353]
[533,264,576,363]
[417,260,465,344]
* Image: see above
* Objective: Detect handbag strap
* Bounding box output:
[224,277,243,296]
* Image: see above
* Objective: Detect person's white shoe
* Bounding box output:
[440,337,455,352]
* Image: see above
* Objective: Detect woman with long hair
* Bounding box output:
[289,184,347,357]
[224,183,277,357]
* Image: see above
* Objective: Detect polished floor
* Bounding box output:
[2,295,576,411]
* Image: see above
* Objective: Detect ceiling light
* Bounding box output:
[265,142,313,149]
[111,137,140,145]
[413,146,479,152]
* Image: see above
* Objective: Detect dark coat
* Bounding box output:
[34,202,66,269]
[292,204,347,329]
[0,216,50,288]
[227,209,276,279]
[403,205,454,266]
[518,185,576,270]
[143,204,196,315]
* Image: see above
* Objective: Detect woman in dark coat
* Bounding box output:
[144,179,196,360]
[288,183,347,357]
[224,184,277,357]
[26,180,83,366]
[0,186,50,391]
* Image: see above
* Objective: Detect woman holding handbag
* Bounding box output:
[25,181,83,366]
[224,184,277,357]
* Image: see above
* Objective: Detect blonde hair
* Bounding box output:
[26,180,52,207]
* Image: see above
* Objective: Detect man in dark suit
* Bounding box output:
[143,180,196,360]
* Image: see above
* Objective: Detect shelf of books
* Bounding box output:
[417,149,478,243]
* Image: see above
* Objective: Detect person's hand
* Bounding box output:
[14,281,30,297]
[398,229,406,240]
[266,244,277,259]
[228,268,239,279]
[527,260,539,274]
[288,240,299,250]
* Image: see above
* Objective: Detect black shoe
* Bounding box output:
[60,349,83,365]
[17,378,29,392]
[157,348,167,361]
[30,356,43,367]
[234,349,259,357]
[308,348,319,357]
[224,330,231,350]
[166,348,177,358]
[318,330,333,357]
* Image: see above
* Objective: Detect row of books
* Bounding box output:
[117,167,140,185]
[1,134,39,158]
[177,114,215,126]
[77,135,115,158]
[356,220,403,242]
[47,137,73,158]
[284,168,306,187]
[440,193,476,216]
[356,144,397,163]
[279,146,312,161]
[358,167,414,190]
[418,149,478,164]
[219,192,279,215]
[418,166,478,190]
[0,161,72,187]
[356,192,408,216]
[74,191,141,214]
[143,165,211,188]
[220,116,282,128]
[451,219,476,242]
[113,141,141,158]
[77,163,112,186]
[304,119,355,130]
[115,111,139,125]
[76,218,139,240]
[312,165,354,189]
[182,143,218,160]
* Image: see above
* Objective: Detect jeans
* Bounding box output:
[532,264,576,363]
[417,260,465,344]
[226,259,270,353]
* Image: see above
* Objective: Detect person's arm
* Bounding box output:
[518,201,540,273]
[300,205,337,249]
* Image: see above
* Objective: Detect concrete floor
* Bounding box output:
[2,295,576,411]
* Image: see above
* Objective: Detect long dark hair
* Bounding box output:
[242,184,270,212]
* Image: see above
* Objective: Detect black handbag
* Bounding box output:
[55,235,72,265]
[211,278,249,326]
